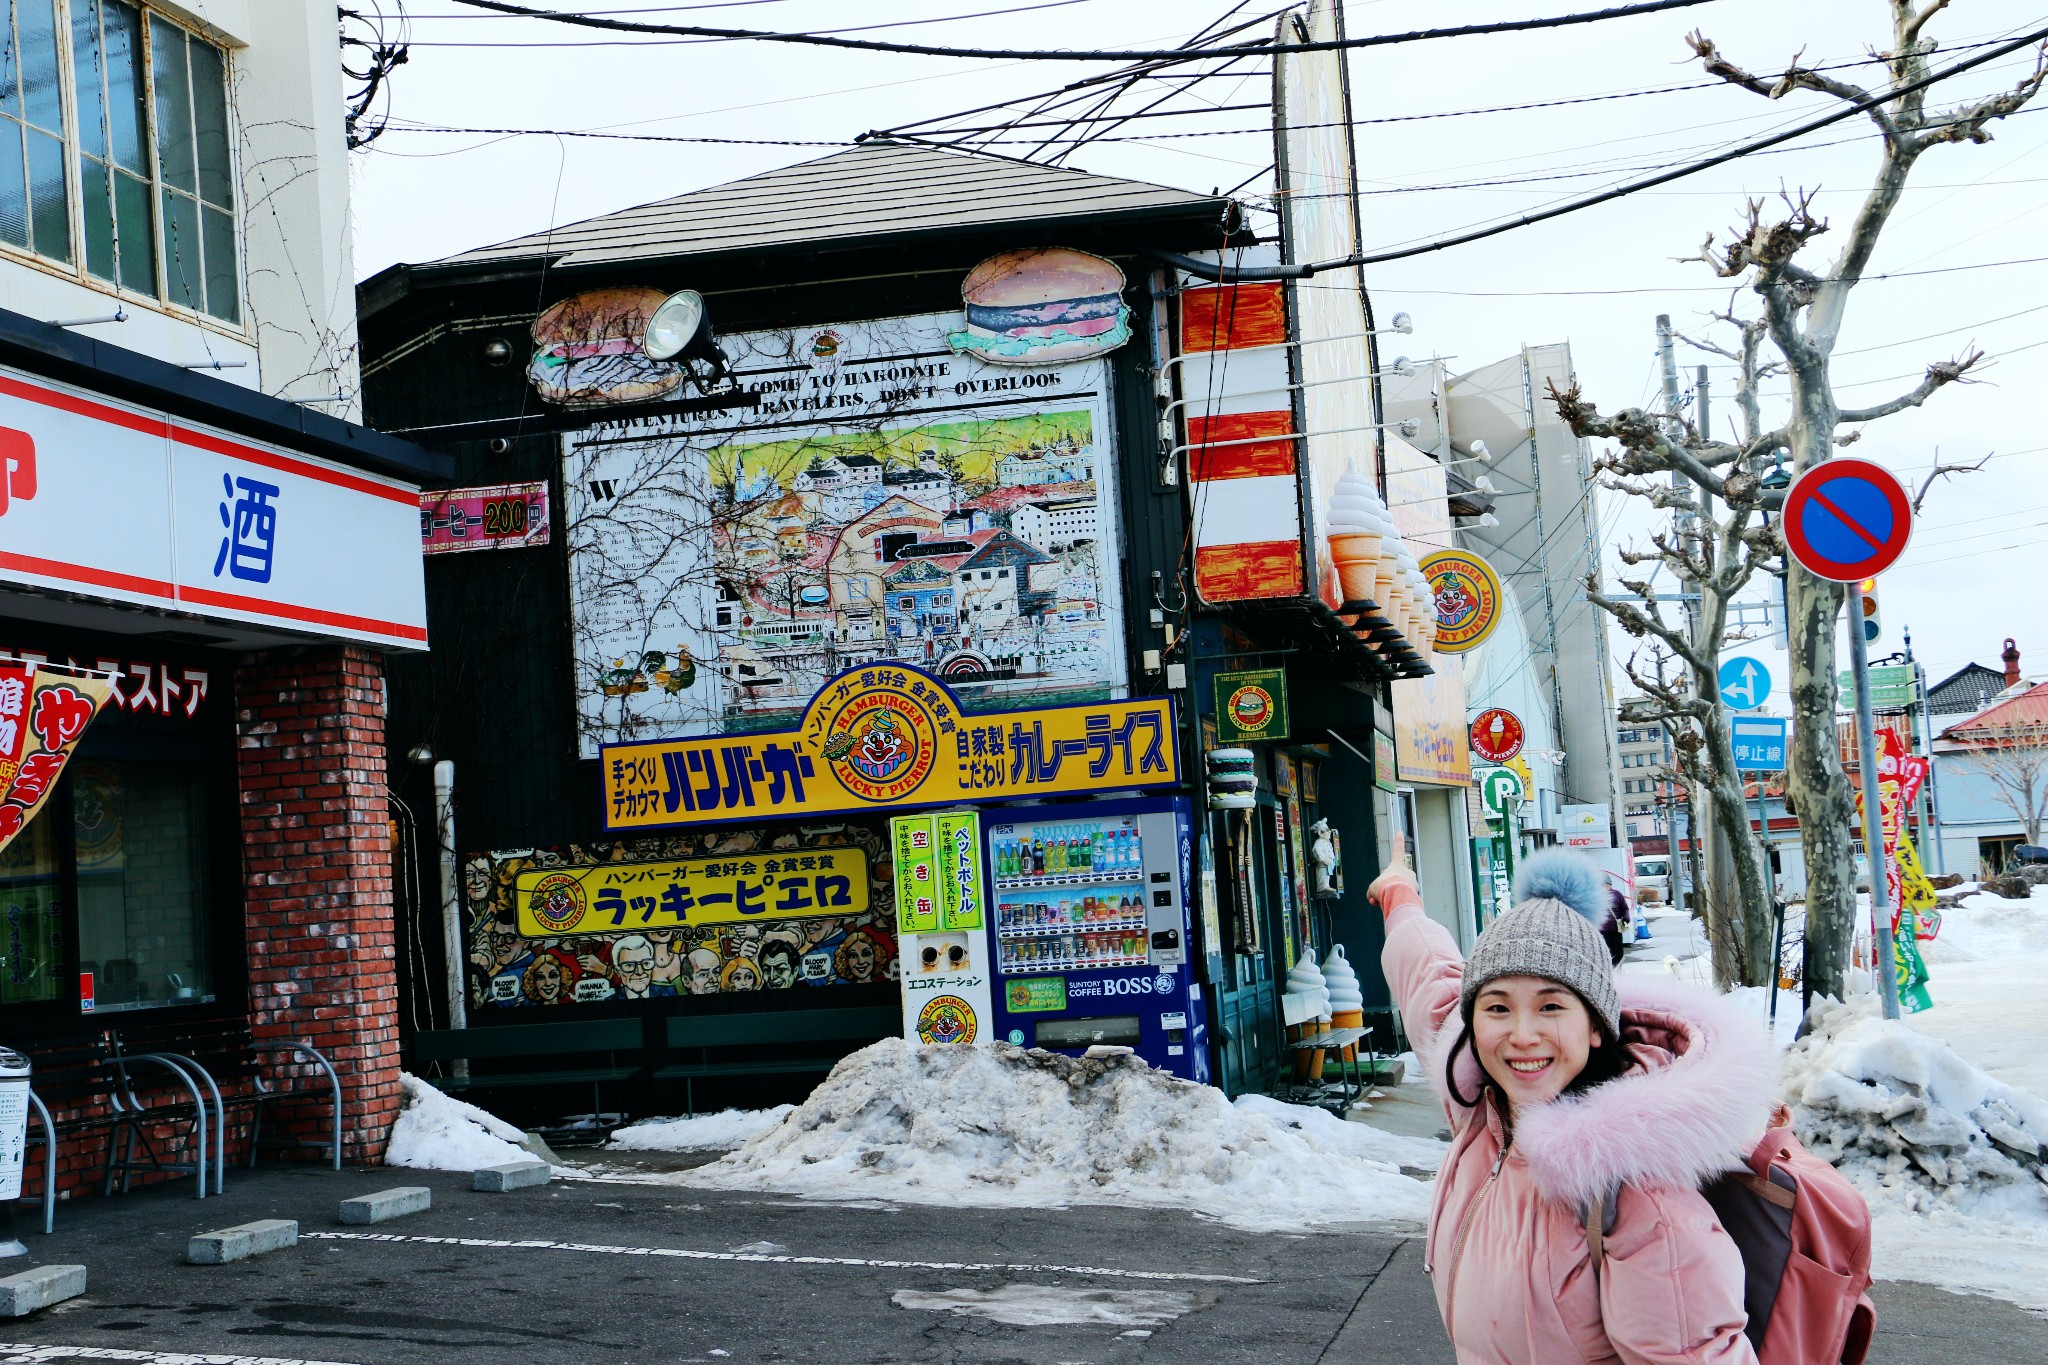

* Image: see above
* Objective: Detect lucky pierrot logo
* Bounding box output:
[1419,549,1504,654]
[917,994,978,1045]
[1226,681,1276,735]
[813,676,939,804]
[526,871,588,933]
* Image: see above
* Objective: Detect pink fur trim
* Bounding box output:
[1511,977,1780,1209]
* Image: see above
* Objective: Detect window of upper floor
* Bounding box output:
[0,0,238,326]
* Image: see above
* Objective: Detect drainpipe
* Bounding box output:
[433,760,469,1081]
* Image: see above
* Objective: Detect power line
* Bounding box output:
[1264,25,2048,275]
[442,0,1720,62]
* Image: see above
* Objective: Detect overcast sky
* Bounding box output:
[350,0,2048,704]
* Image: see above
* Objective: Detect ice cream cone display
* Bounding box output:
[1322,944,1367,1061]
[1325,467,1386,617]
[1284,954,1334,1080]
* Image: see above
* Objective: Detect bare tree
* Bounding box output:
[1552,2,2045,1000]
[1551,311,1778,986]
[1954,720,2048,847]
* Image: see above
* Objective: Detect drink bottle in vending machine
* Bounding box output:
[982,795,1207,1083]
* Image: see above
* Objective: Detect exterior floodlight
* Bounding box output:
[643,290,707,362]
[1478,512,1500,527]
[1385,355,1414,378]
[1469,439,1492,463]
[1474,476,1497,495]
[1389,312,1413,334]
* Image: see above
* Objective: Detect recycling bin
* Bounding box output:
[0,1048,28,1256]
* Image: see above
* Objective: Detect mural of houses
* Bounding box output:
[997,444,1092,487]
[828,494,946,634]
[1012,496,1100,554]
[882,451,954,512]
[883,556,960,661]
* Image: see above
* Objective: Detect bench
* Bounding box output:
[407,1019,649,1108]
[654,1004,898,1112]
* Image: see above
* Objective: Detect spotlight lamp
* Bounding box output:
[1478,512,1500,528]
[641,289,731,389]
[1468,439,1493,463]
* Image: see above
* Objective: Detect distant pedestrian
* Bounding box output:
[1601,886,1629,965]
[1370,836,1777,1364]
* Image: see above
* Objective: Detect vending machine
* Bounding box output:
[982,795,1209,1083]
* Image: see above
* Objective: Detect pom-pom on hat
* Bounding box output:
[1459,849,1622,1039]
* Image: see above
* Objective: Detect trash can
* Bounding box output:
[0,1048,29,1257]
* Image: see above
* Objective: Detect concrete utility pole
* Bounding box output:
[1655,317,1706,914]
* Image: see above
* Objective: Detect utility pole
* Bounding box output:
[1655,317,1706,915]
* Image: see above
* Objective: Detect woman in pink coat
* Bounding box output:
[1372,839,1778,1364]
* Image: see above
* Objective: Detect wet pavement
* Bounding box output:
[0,1161,2036,1363]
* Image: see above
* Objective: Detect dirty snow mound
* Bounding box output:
[1937,886,2048,961]
[687,1039,1438,1231]
[385,1071,534,1170]
[610,1105,796,1153]
[1232,1092,1445,1172]
[1785,997,2048,1309]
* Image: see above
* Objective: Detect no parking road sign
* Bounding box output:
[1782,458,1913,583]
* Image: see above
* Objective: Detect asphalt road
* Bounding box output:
[0,1163,2038,1363]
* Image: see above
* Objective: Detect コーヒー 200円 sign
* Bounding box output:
[514,848,869,936]
[602,664,1177,831]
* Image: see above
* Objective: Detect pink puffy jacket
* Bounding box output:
[1381,881,1779,1365]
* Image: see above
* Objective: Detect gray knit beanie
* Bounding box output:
[1461,849,1622,1040]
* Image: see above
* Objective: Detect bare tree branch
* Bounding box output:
[1910,452,1989,512]
[1687,30,1900,143]
[1835,348,1985,422]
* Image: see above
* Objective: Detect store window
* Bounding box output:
[0,807,63,1005]
[0,1,239,323]
[73,756,213,1010]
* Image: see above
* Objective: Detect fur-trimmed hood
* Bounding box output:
[1504,975,1781,1209]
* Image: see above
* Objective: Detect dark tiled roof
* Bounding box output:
[427,142,1224,270]
[1928,662,2007,715]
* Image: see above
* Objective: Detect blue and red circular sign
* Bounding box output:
[1781,457,1913,583]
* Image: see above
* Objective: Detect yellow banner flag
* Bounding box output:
[0,662,117,856]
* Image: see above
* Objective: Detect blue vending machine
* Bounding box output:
[983,795,1210,1083]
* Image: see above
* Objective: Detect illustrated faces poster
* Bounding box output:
[465,823,896,1008]
[564,310,1128,757]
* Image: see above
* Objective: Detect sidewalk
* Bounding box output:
[0,1159,2036,1362]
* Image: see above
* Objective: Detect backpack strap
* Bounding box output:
[1582,1183,1621,1272]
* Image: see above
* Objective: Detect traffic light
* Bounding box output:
[1857,578,1880,644]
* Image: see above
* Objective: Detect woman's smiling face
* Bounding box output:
[1473,975,1599,1110]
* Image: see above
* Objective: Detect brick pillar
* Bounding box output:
[236,644,403,1161]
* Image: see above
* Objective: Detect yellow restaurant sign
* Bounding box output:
[513,848,870,936]
[602,664,1178,831]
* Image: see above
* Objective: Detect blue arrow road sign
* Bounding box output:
[1731,716,1788,771]
[1718,656,1772,712]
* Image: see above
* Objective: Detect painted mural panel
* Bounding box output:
[563,311,1126,758]
[465,824,896,1008]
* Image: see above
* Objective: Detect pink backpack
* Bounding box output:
[1588,1113,1876,1365]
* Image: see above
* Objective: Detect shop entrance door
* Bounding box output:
[1210,801,1286,1095]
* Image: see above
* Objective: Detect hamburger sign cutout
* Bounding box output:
[948,248,1132,366]
[528,286,685,407]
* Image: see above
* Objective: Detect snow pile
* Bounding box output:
[1784,997,2048,1310]
[384,1071,535,1170]
[609,1105,796,1153]
[685,1039,1441,1231]
[1930,883,2048,962]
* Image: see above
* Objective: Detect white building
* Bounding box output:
[1012,497,1098,553]
[0,1,362,412]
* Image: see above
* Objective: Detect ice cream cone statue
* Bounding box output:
[1284,954,1334,1081]
[1325,466,1385,624]
[1321,943,1367,1061]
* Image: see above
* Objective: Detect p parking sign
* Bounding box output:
[1478,765,1525,817]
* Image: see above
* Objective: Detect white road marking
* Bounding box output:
[299,1231,1260,1284]
[0,1345,363,1365]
